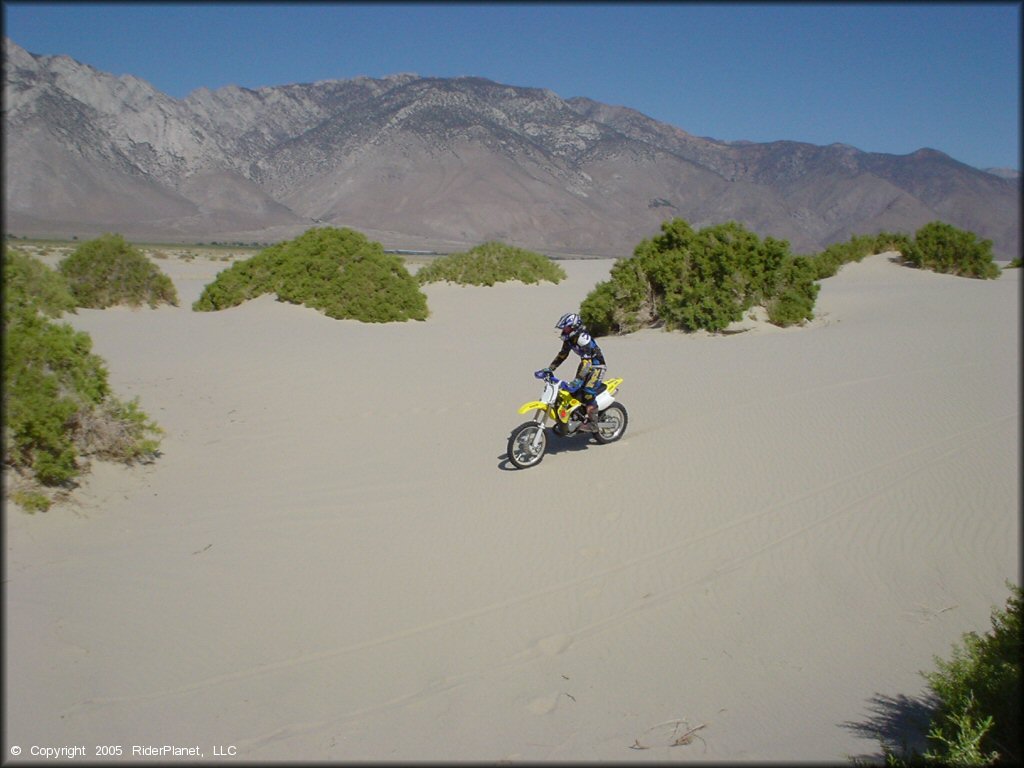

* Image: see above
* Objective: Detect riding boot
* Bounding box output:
[580,403,598,432]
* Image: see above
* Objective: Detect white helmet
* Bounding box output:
[555,312,581,336]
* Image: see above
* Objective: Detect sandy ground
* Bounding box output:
[4,251,1020,762]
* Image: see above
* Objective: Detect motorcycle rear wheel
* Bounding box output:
[593,402,628,444]
[508,422,547,469]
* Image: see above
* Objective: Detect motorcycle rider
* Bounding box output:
[536,312,607,432]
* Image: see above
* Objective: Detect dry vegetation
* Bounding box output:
[6,238,259,268]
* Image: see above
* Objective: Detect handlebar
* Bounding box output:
[534,370,577,391]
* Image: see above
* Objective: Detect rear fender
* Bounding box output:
[594,378,623,410]
[603,378,623,395]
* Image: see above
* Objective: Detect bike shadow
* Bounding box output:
[497,433,596,471]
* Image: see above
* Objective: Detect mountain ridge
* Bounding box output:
[3,38,1018,258]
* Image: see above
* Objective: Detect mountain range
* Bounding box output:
[3,38,1019,258]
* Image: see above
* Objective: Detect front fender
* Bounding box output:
[517,400,550,415]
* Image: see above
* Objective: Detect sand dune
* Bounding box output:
[5,252,1019,762]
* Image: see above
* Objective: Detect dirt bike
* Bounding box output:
[506,370,628,469]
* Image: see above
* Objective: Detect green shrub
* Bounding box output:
[580,249,658,335]
[59,233,179,308]
[3,245,77,317]
[5,308,105,485]
[3,252,163,495]
[873,231,915,258]
[192,244,279,310]
[5,310,89,485]
[806,236,888,284]
[583,218,1002,337]
[416,241,566,286]
[810,232,913,280]
[900,222,1001,279]
[11,489,52,514]
[580,218,817,334]
[766,255,820,326]
[70,396,163,463]
[921,583,1021,764]
[877,583,1021,767]
[1006,258,1021,269]
[193,227,428,322]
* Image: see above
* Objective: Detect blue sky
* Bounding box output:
[4,2,1020,170]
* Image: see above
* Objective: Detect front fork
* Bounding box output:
[530,407,550,451]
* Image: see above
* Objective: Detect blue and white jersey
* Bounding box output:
[553,327,606,367]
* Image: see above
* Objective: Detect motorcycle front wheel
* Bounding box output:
[507,422,547,469]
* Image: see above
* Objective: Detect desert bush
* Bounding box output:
[582,217,1004,337]
[876,583,1021,767]
[4,245,77,317]
[920,583,1021,764]
[69,396,163,463]
[580,218,817,334]
[810,231,913,280]
[416,241,566,286]
[766,255,820,326]
[3,252,163,496]
[872,230,915,258]
[5,308,104,485]
[192,245,279,310]
[10,489,52,514]
[899,221,1001,279]
[59,233,179,308]
[193,227,428,322]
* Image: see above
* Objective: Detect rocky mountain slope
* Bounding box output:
[3,38,1019,258]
